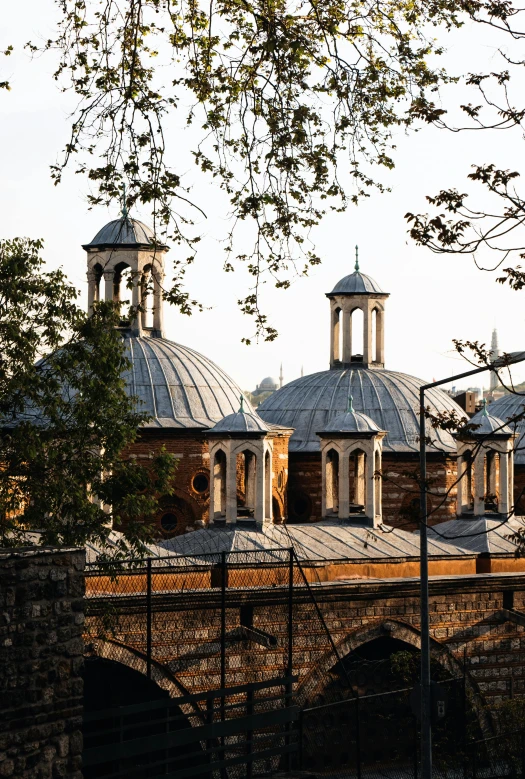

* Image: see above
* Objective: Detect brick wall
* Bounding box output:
[0,547,85,779]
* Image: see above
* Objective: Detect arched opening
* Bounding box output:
[236,449,257,519]
[141,263,155,329]
[349,448,366,512]
[265,450,272,520]
[325,448,339,515]
[93,262,103,302]
[333,307,342,363]
[112,261,132,326]
[302,636,483,775]
[272,496,282,522]
[350,307,364,361]
[460,449,474,514]
[485,449,500,512]
[83,656,204,779]
[374,449,381,517]
[213,449,227,518]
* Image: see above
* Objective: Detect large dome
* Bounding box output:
[123,335,253,428]
[258,367,464,453]
[487,393,525,463]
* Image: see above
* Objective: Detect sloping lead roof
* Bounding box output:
[329,271,385,295]
[158,522,471,562]
[259,367,465,453]
[84,217,157,248]
[467,407,513,436]
[425,516,525,555]
[487,393,525,464]
[210,409,270,434]
[319,408,382,435]
[123,335,254,428]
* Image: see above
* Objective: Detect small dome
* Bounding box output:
[319,401,382,435]
[329,270,384,295]
[83,217,162,249]
[210,403,270,434]
[464,403,513,437]
[487,393,525,462]
[259,376,279,391]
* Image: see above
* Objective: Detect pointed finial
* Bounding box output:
[121,183,128,219]
[348,394,354,412]
[301,364,304,378]
[239,395,244,413]
[481,397,488,416]
[355,245,359,272]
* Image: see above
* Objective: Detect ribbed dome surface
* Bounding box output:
[123,336,253,428]
[258,367,464,453]
[329,271,384,295]
[84,217,157,248]
[486,393,525,462]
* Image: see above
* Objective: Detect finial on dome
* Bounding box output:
[239,395,245,413]
[121,183,128,219]
[481,397,488,416]
[348,394,354,412]
[355,245,359,272]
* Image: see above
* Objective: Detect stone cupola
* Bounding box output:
[326,247,389,369]
[83,211,168,338]
[207,397,274,527]
[316,396,386,526]
[456,399,516,518]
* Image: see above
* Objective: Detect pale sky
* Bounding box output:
[2,2,525,394]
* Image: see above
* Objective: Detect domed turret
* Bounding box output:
[210,397,270,434]
[326,246,389,369]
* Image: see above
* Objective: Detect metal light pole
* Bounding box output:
[418,351,525,778]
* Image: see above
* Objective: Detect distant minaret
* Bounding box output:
[489,328,499,393]
[301,365,304,378]
[279,363,284,389]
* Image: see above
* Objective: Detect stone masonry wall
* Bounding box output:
[0,547,85,779]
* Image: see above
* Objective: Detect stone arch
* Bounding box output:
[157,489,199,537]
[295,619,493,738]
[88,638,206,726]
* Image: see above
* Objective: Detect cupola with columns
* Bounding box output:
[316,396,386,526]
[326,247,389,369]
[207,397,275,526]
[455,399,516,518]
[82,203,168,338]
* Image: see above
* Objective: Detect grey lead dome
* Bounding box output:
[122,336,254,428]
[210,409,270,434]
[258,366,465,453]
[83,217,157,249]
[329,270,385,295]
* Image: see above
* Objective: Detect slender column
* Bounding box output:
[153,268,164,336]
[342,308,352,365]
[363,304,372,365]
[456,455,464,516]
[87,271,96,315]
[376,309,385,365]
[474,450,486,516]
[130,273,143,336]
[500,451,509,516]
[365,444,375,521]
[255,448,265,523]
[338,450,350,519]
[103,270,114,303]
[264,449,272,522]
[374,446,382,524]
[321,449,328,517]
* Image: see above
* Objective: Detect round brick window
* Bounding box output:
[192,472,209,493]
[160,512,179,532]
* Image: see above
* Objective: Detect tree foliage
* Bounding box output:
[23,0,478,340]
[0,237,177,557]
